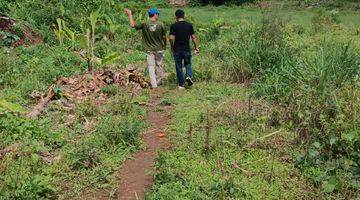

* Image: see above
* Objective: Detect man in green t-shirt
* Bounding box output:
[124,7,166,89]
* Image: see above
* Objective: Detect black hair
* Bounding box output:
[175,9,185,19]
[149,13,155,18]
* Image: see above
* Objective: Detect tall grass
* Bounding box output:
[209,12,293,82]
[208,10,360,194]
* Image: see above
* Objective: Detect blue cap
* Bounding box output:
[148,8,160,15]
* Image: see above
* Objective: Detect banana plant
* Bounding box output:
[54,3,66,46]
[63,23,75,50]
[54,18,65,46]
[79,10,100,72]
[54,18,76,49]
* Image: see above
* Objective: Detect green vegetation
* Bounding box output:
[0,90,147,199]
[0,0,359,199]
[148,83,318,199]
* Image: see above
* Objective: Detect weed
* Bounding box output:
[100,84,118,96]
[0,155,57,199]
[68,135,106,170]
[96,116,142,147]
[0,31,20,47]
[106,92,134,115]
[76,98,99,118]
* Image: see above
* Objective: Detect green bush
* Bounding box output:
[0,31,20,47]
[76,98,100,118]
[191,0,260,6]
[204,10,359,194]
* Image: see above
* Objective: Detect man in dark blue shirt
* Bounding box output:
[169,9,199,90]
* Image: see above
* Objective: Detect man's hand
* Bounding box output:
[191,34,199,54]
[124,8,135,28]
[194,47,200,54]
[124,8,132,16]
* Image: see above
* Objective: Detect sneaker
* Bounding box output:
[186,77,194,86]
[156,76,164,86]
[178,86,185,90]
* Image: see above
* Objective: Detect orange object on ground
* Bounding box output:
[157,132,166,138]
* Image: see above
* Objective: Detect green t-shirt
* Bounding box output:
[135,21,166,52]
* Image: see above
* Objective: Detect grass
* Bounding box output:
[0,88,149,199]
[147,83,319,199]
[1,2,360,199]
[161,6,360,26]
[149,5,360,199]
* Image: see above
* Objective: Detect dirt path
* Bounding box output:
[116,89,171,200]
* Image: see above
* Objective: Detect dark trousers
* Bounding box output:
[173,51,193,87]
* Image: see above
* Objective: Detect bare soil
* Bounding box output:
[84,89,171,200]
[114,89,171,200]
[116,89,171,200]
[116,116,170,199]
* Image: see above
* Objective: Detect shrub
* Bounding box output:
[0,31,21,47]
[0,114,65,149]
[210,12,293,82]
[76,98,100,118]
[207,10,359,194]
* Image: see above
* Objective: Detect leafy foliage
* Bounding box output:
[0,31,20,47]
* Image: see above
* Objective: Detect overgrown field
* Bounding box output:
[0,0,359,199]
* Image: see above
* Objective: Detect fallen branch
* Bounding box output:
[246,129,283,148]
[25,85,55,118]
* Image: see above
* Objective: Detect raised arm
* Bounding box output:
[124,8,136,28]
[191,34,199,54]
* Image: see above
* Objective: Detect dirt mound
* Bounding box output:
[0,15,42,47]
[0,15,14,30]
[26,69,149,118]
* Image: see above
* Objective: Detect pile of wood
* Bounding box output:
[26,69,149,117]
